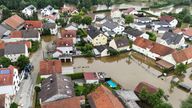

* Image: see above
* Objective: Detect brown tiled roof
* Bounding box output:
[61,5,77,13]
[0,40,5,49]
[0,65,15,86]
[84,72,98,80]
[55,38,73,47]
[134,82,158,94]
[41,96,84,108]
[39,60,62,75]
[3,15,25,30]
[182,28,192,37]
[133,37,153,49]
[172,47,192,63]
[88,85,124,108]
[8,41,32,49]
[25,20,43,29]
[0,94,5,108]
[150,43,174,56]
[10,31,22,38]
[61,29,76,38]
[160,16,174,23]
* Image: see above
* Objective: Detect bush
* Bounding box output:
[29,40,40,53]
[108,49,119,56]
[146,32,157,42]
[42,28,51,35]
[10,102,18,108]
[66,73,84,80]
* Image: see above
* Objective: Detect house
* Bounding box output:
[133,37,174,60]
[122,8,138,16]
[39,74,75,103]
[152,21,172,34]
[0,24,11,39]
[132,17,152,30]
[102,20,125,36]
[93,13,106,24]
[43,23,58,35]
[41,96,85,108]
[2,15,25,30]
[65,23,78,31]
[4,43,29,62]
[174,28,192,40]
[41,5,56,16]
[83,72,99,84]
[109,37,130,51]
[0,94,11,108]
[134,82,158,94]
[87,85,124,108]
[87,26,108,46]
[123,27,149,41]
[160,32,185,49]
[93,45,110,57]
[110,8,124,24]
[25,20,43,30]
[22,5,37,16]
[61,29,77,44]
[7,29,40,42]
[0,65,20,95]
[39,60,62,78]
[159,16,178,27]
[7,41,32,49]
[61,4,79,15]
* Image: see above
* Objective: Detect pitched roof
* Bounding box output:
[43,23,56,29]
[181,28,192,37]
[61,5,77,13]
[10,30,39,38]
[84,72,98,80]
[123,27,143,37]
[114,37,129,48]
[94,45,109,53]
[39,74,74,103]
[161,32,183,45]
[10,31,22,38]
[103,20,118,30]
[88,85,124,108]
[133,37,153,49]
[41,96,83,108]
[160,16,174,23]
[137,17,151,22]
[0,24,9,38]
[0,65,15,86]
[3,15,25,30]
[122,8,135,14]
[61,29,76,38]
[87,26,101,39]
[55,38,73,47]
[25,20,43,29]
[39,60,62,75]
[4,43,26,55]
[134,82,158,94]
[8,41,32,49]
[172,47,192,63]
[0,94,5,108]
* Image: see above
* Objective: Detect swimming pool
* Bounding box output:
[107,80,117,88]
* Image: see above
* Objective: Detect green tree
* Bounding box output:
[1,8,12,21]
[0,56,11,68]
[175,63,187,75]
[125,15,134,24]
[146,32,157,42]
[16,55,30,71]
[42,28,51,35]
[77,29,88,38]
[70,15,82,24]
[181,96,192,108]
[10,102,18,108]
[82,16,92,25]
[108,49,119,56]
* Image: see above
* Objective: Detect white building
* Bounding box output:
[43,23,58,35]
[22,5,37,16]
[83,72,99,84]
[93,45,109,57]
[0,65,20,95]
[41,5,56,16]
[109,37,130,51]
[159,16,178,28]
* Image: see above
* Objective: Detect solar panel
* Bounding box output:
[0,70,10,74]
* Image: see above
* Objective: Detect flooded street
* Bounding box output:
[63,53,189,108]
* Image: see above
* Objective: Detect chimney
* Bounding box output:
[50,78,53,83]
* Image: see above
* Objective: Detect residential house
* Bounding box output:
[87,26,108,46]
[0,65,20,95]
[83,72,99,84]
[22,5,37,16]
[4,43,29,62]
[93,45,110,57]
[152,21,172,34]
[41,5,56,16]
[2,15,25,30]
[159,16,178,27]
[102,20,125,36]
[0,94,11,108]
[134,82,158,94]
[160,32,185,49]
[43,23,58,35]
[61,29,77,44]
[174,28,192,40]
[133,17,152,30]
[87,85,124,108]
[65,23,78,31]
[109,37,130,51]
[39,60,62,78]
[132,37,174,60]
[93,13,106,24]
[122,8,138,16]
[39,74,75,103]
[25,20,43,30]
[61,4,79,15]
[41,96,85,108]
[123,27,149,41]
[0,24,10,39]
[110,8,124,25]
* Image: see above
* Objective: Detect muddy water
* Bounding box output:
[63,53,188,108]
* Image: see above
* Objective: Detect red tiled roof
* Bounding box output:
[150,43,174,56]
[8,41,32,49]
[41,96,84,108]
[122,8,135,14]
[55,38,73,47]
[39,60,62,75]
[10,31,22,38]
[0,40,5,49]
[0,94,5,108]
[61,5,77,13]
[0,65,15,86]
[84,72,98,80]
[61,29,76,38]
[172,47,192,63]
[159,16,174,23]
[134,82,158,94]
[3,15,25,29]
[88,85,124,108]
[133,37,153,49]
[182,28,192,37]
[25,20,43,29]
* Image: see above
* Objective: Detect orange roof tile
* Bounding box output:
[0,65,15,86]
[55,38,73,47]
[160,16,174,23]
[10,31,22,38]
[150,43,174,56]
[133,37,153,49]
[3,15,25,30]
[61,29,76,38]
[25,20,43,29]
[134,82,158,94]
[172,47,192,63]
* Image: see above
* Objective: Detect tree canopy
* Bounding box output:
[124,15,134,24]
[16,55,30,71]
[0,57,11,68]
[175,63,187,75]
[181,96,192,108]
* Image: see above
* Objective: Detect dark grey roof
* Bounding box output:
[0,24,8,38]
[162,32,183,45]
[87,26,101,39]
[153,21,170,26]
[39,74,74,103]
[4,43,25,55]
[94,45,109,53]
[21,29,39,38]
[138,17,151,22]
[103,20,118,30]
[114,37,129,48]
[43,23,56,29]
[124,27,143,37]
[158,27,171,31]
[0,49,4,56]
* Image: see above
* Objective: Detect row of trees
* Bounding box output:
[70,15,92,25]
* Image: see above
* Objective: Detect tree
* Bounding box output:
[175,63,187,75]
[108,49,119,56]
[70,15,82,24]
[183,15,192,23]
[0,56,11,68]
[10,102,18,108]
[42,28,51,35]
[181,96,192,108]
[82,16,92,25]
[125,15,134,24]
[16,55,30,71]
[1,8,12,21]
[77,29,88,38]
[146,32,157,42]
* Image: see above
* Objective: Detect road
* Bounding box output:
[14,41,47,108]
